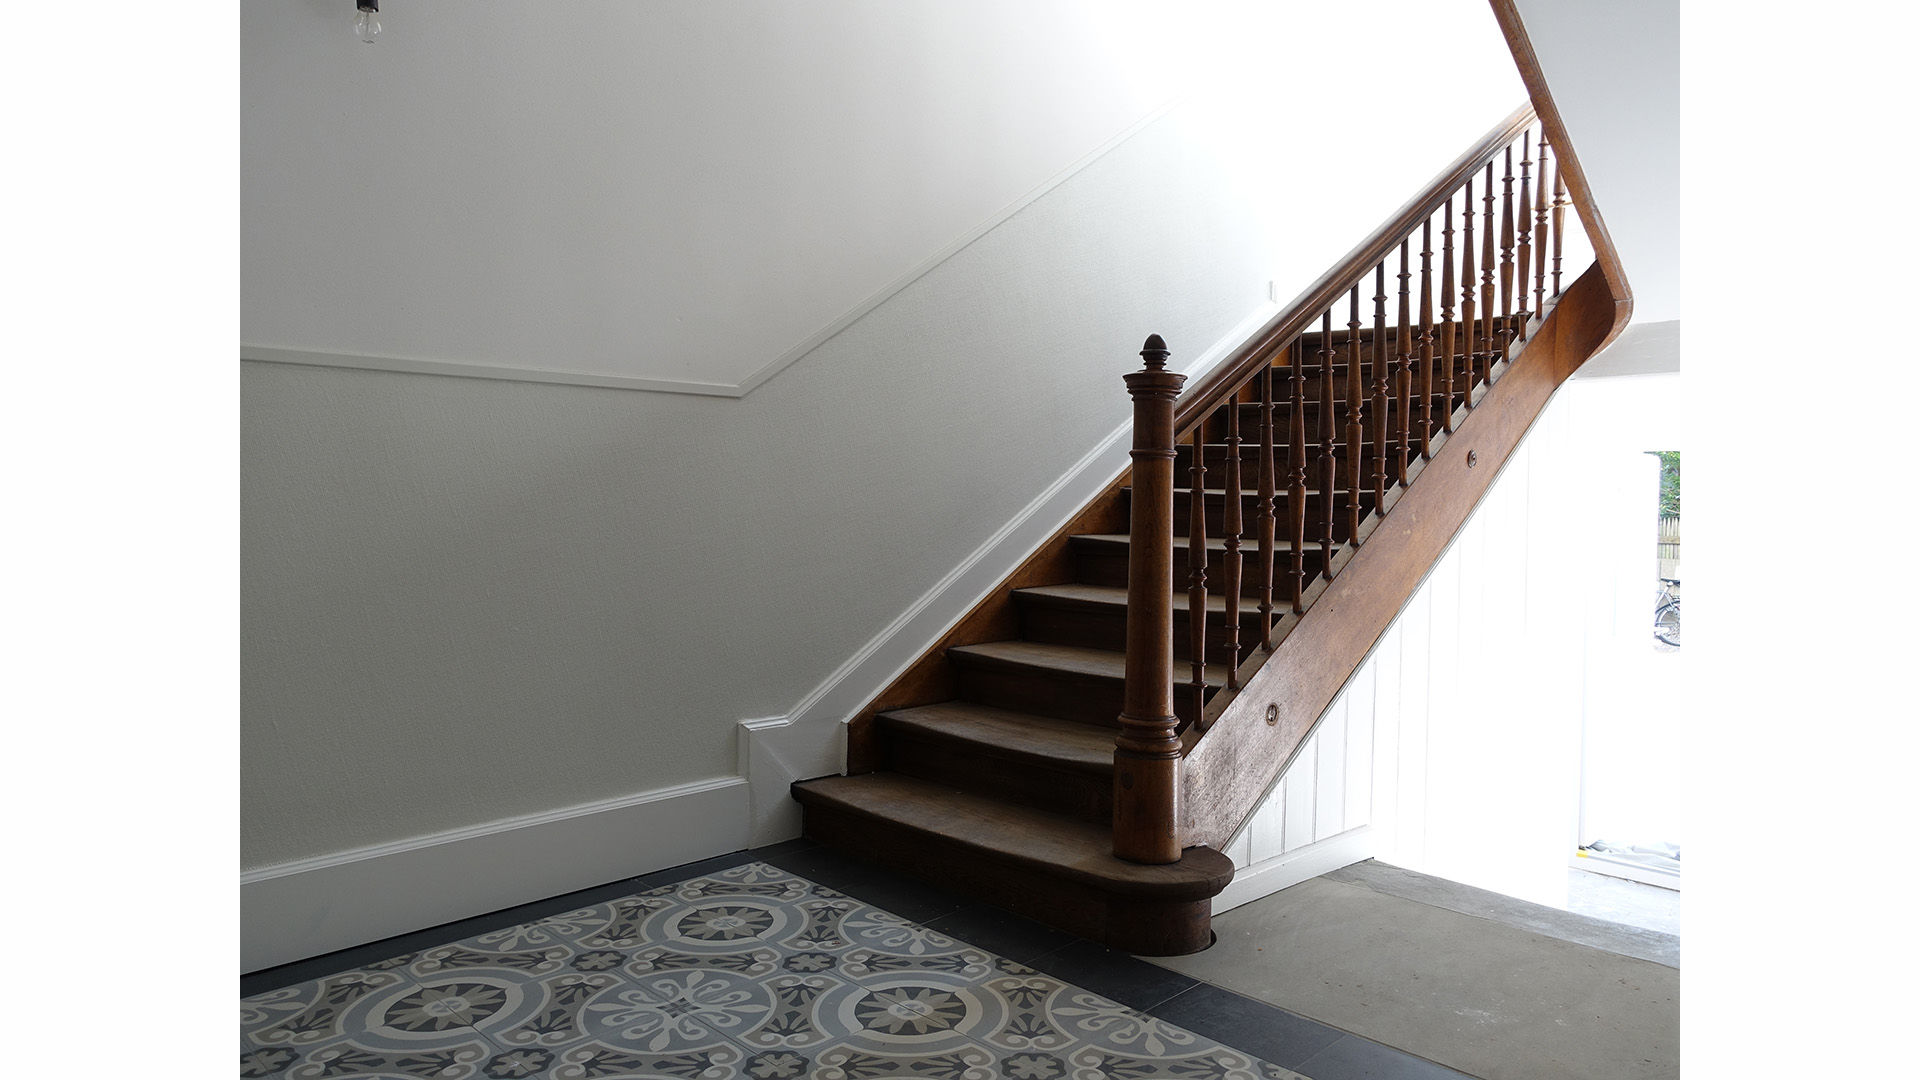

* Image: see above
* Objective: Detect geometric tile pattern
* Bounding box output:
[242,862,1308,1079]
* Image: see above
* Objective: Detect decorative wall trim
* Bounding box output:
[773,296,1283,744]
[239,347,745,396]
[1212,826,1376,913]
[240,776,750,973]
[239,100,1183,399]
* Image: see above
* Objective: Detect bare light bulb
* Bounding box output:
[354,8,381,44]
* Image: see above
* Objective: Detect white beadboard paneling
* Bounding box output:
[1313,694,1348,843]
[1370,618,1406,853]
[1283,742,1317,852]
[1196,359,1682,912]
[1246,769,1287,866]
[1213,827,1377,914]
[1345,651,1376,830]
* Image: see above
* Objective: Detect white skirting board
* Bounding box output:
[240,776,751,973]
[1212,826,1377,914]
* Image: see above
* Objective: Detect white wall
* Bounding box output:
[1219,323,1682,911]
[242,0,1528,965]
[1509,0,1680,322]
[243,1,1522,394]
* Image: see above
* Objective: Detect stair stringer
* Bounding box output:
[1181,263,1630,850]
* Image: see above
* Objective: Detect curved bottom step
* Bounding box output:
[793,772,1234,956]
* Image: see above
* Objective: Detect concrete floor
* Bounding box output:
[1563,866,1681,938]
[1151,860,1680,1080]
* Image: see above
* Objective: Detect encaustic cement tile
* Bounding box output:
[241,862,1307,1080]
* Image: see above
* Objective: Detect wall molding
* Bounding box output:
[240,99,1184,399]
[241,776,750,973]
[239,347,746,397]
[1213,826,1376,913]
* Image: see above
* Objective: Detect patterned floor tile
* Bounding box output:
[241,860,1307,1080]
[241,959,418,1049]
[543,1036,747,1079]
[238,1029,498,1079]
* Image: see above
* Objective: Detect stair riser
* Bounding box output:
[1072,545,1329,597]
[879,725,1112,826]
[953,663,1204,729]
[799,800,1216,955]
[1020,598,1267,664]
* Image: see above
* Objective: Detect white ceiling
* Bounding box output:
[1509,0,1680,324]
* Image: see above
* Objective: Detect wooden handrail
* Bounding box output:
[1172,105,1536,442]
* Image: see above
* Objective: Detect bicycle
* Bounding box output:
[1653,578,1680,647]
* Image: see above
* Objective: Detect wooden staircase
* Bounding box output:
[794,98,1631,955]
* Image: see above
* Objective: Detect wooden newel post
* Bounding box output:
[1115,333,1187,865]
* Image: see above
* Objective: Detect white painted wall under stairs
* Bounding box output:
[1216,327,1681,913]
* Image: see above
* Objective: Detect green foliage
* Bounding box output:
[1652,450,1679,517]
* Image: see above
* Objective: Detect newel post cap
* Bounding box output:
[1139,334,1170,371]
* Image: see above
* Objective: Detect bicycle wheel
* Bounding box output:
[1654,603,1680,647]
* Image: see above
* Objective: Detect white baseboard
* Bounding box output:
[1213,826,1377,913]
[241,776,750,973]
[737,716,842,849]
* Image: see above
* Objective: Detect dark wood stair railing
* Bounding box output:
[1112,103,1587,862]
[797,65,1631,954]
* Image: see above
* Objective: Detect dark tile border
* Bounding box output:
[1149,982,1346,1072]
[1295,1032,1482,1080]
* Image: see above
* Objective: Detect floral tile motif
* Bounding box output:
[544,1037,745,1079]
[242,967,415,1048]
[241,862,1307,1079]
[237,1032,496,1079]
[576,969,776,1054]
[807,1036,996,1080]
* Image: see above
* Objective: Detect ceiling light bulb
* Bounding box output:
[354,4,381,44]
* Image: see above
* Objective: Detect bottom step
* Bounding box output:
[792,772,1234,955]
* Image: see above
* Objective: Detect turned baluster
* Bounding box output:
[1346,286,1367,540]
[1534,132,1552,316]
[1552,166,1569,297]
[1440,198,1457,432]
[1115,334,1186,865]
[1256,365,1277,648]
[1515,132,1534,334]
[1417,219,1435,459]
[1480,162,1497,386]
[1498,144,1516,364]
[1460,181,1477,409]
[1286,338,1308,613]
[1186,418,1209,727]
[1370,265,1390,514]
[1394,239,1412,484]
[1220,392,1243,691]
[1315,312,1338,578]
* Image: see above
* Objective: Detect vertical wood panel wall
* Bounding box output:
[1213,373,1674,913]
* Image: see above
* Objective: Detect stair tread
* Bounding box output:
[793,772,1234,898]
[1017,583,1257,617]
[949,640,1232,687]
[878,702,1116,773]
